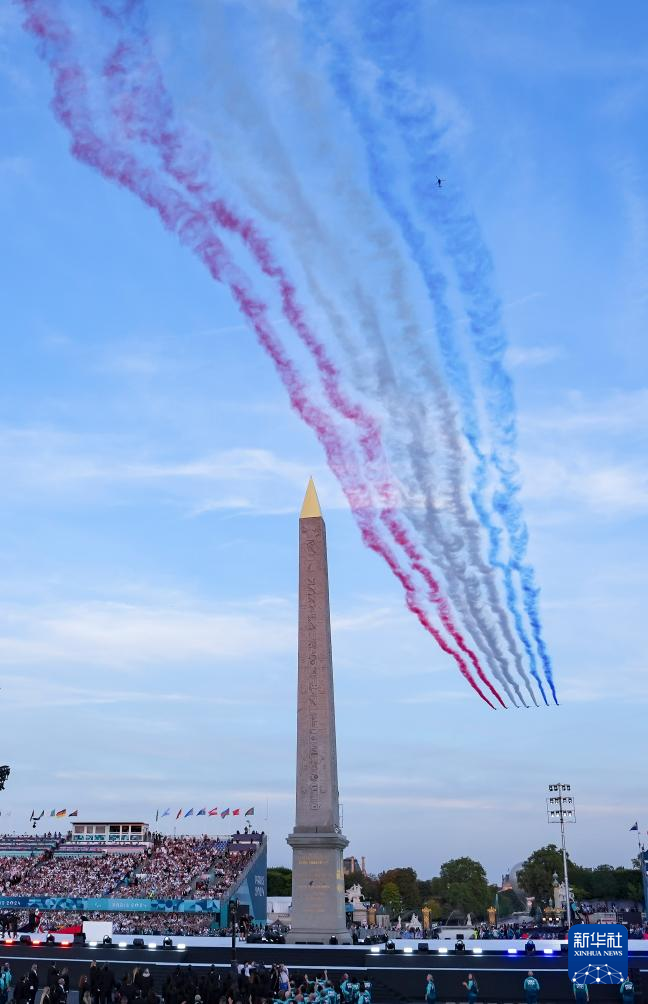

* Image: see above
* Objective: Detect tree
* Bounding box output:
[379,867,421,909]
[497,888,527,918]
[381,880,403,917]
[438,857,490,920]
[517,845,565,904]
[267,866,292,896]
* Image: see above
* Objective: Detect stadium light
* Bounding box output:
[148,943,157,950]
[118,942,127,949]
[32,940,41,947]
[471,947,483,954]
[3,940,12,946]
[507,949,518,955]
[61,942,71,948]
[370,946,381,955]
[89,942,98,948]
[438,947,448,955]
[177,944,186,951]
[403,947,413,954]
[543,949,554,955]
[546,782,576,929]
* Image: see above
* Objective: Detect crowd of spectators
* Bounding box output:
[113,838,229,900]
[40,912,221,937]
[0,858,31,895]
[15,854,143,898]
[0,834,259,902]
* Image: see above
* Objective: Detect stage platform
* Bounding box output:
[0,938,646,1002]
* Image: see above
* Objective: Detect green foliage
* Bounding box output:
[517,847,643,906]
[379,867,421,909]
[497,888,527,918]
[516,845,564,904]
[570,863,642,902]
[437,857,491,920]
[381,880,403,916]
[267,866,292,896]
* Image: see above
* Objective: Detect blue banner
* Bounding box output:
[0,896,221,914]
[568,924,628,984]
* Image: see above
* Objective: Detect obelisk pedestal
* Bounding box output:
[286,479,351,944]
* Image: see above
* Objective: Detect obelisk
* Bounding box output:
[286,478,351,944]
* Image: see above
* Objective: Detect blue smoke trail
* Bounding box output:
[299,0,553,704]
[357,0,558,705]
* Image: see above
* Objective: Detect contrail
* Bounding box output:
[18,0,501,710]
[91,0,506,708]
[300,0,550,705]
[186,5,534,704]
[357,0,557,705]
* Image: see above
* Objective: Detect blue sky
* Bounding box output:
[1,0,647,883]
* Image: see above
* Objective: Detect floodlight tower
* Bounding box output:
[547,783,575,928]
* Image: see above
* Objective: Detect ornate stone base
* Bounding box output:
[286,830,352,944]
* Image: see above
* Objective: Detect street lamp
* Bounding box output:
[547,783,575,929]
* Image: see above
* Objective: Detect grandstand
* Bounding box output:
[0,824,267,937]
[0,834,61,857]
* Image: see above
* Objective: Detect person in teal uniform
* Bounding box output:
[357,982,371,1004]
[573,980,589,1002]
[620,977,635,1004]
[424,974,437,1003]
[462,974,478,1003]
[524,971,540,1004]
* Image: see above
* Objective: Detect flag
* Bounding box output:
[221,808,230,818]
[245,807,255,817]
[185,808,194,818]
[50,810,56,817]
[631,822,639,831]
[69,810,78,817]
[208,808,218,816]
[162,809,170,817]
[232,809,240,816]
[197,808,206,816]
[176,809,182,820]
[55,809,66,818]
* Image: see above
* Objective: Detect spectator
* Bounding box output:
[27,966,39,1004]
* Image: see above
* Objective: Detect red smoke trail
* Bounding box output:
[95,3,505,708]
[18,0,498,709]
[382,508,506,707]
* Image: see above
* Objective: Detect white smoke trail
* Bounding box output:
[189,0,536,704]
